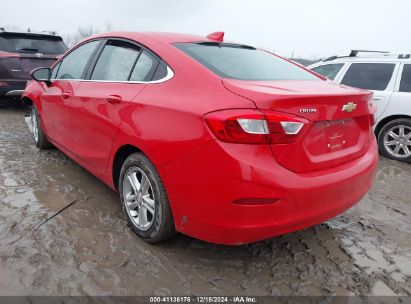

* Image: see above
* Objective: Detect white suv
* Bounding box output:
[308,50,411,162]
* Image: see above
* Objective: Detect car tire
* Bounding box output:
[119,153,176,243]
[31,105,52,149]
[378,118,411,163]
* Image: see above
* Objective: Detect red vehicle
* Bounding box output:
[23,31,378,245]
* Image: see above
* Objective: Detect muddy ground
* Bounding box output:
[0,105,410,297]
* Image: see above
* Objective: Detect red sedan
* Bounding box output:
[23,31,378,245]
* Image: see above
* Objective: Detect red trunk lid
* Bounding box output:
[223,79,373,173]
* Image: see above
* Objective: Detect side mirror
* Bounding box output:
[31,67,51,86]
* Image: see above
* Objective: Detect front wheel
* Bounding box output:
[119,153,176,243]
[378,118,411,162]
[31,105,52,149]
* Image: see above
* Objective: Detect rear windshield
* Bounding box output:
[0,33,67,54]
[174,42,319,81]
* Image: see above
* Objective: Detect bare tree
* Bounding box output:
[104,21,113,32]
[62,34,76,48]
[63,26,99,47]
[63,23,115,47]
[74,26,98,42]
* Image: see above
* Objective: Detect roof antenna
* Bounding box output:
[207,31,224,42]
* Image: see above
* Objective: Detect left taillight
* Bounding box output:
[204,109,308,145]
[368,102,377,127]
[0,52,20,59]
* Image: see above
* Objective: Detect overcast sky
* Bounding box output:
[2,0,410,58]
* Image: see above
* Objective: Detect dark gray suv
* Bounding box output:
[0,29,67,101]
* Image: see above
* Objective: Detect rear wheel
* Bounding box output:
[31,105,52,149]
[119,153,175,243]
[378,118,411,162]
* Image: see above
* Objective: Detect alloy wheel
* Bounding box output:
[383,124,411,158]
[31,108,39,144]
[122,167,156,231]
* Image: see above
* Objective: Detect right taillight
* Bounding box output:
[204,109,308,145]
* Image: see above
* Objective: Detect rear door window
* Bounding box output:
[399,64,411,93]
[341,63,395,90]
[311,63,344,80]
[91,40,141,81]
[56,40,99,80]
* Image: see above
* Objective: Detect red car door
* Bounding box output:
[69,40,158,172]
[40,80,78,147]
[40,40,100,148]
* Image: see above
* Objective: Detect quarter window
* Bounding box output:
[56,40,99,80]
[341,63,395,91]
[399,65,411,93]
[311,64,344,80]
[129,51,157,81]
[152,61,168,81]
[91,40,140,81]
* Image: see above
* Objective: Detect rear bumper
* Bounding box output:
[161,136,378,245]
[0,80,27,98]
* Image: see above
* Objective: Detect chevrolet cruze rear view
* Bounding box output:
[23,32,378,244]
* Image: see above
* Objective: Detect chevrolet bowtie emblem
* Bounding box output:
[342,102,357,113]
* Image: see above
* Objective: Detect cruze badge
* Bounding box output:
[342,102,357,113]
[299,108,317,114]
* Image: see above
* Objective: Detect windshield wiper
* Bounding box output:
[16,48,40,53]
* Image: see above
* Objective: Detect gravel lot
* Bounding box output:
[0,105,410,296]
